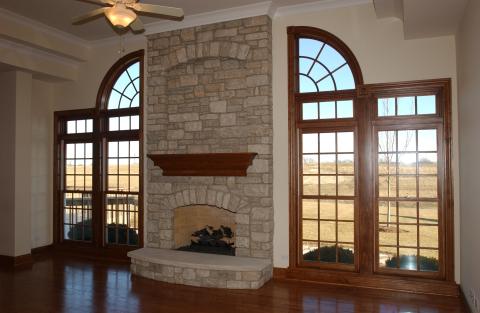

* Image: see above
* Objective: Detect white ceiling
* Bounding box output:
[374,0,468,39]
[0,0,324,41]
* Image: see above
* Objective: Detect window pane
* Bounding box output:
[419,202,438,224]
[378,98,395,117]
[397,97,415,116]
[320,176,336,196]
[337,132,354,152]
[319,154,335,174]
[417,95,436,115]
[338,222,354,243]
[303,199,318,219]
[319,101,335,119]
[303,133,318,153]
[419,153,437,174]
[333,65,355,90]
[320,221,336,241]
[337,100,353,118]
[319,44,346,72]
[419,249,439,272]
[317,76,335,92]
[397,130,416,152]
[303,176,318,195]
[303,220,318,241]
[319,199,336,220]
[303,154,318,174]
[319,133,336,153]
[418,129,437,151]
[67,120,76,134]
[378,131,396,152]
[109,117,119,131]
[338,200,354,221]
[398,201,417,224]
[378,201,397,224]
[303,102,318,120]
[337,154,354,174]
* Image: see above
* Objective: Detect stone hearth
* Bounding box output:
[129,248,271,289]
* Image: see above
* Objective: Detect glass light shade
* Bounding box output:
[105,4,137,28]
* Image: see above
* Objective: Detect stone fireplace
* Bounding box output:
[128,15,273,289]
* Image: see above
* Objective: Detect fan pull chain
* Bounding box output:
[118,35,126,55]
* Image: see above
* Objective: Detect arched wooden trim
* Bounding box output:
[287,26,364,91]
[96,50,145,112]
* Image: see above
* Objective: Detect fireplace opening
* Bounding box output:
[174,205,236,256]
[177,225,235,256]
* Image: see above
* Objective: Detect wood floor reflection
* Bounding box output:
[0,253,469,313]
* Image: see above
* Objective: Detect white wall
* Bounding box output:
[456,0,480,307]
[272,3,461,283]
[54,36,147,111]
[14,71,33,256]
[0,70,33,257]
[31,79,55,249]
[0,71,17,257]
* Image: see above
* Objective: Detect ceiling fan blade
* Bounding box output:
[75,0,114,6]
[72,7,107,24]
[129,18,145,32]
[129,3,184,18]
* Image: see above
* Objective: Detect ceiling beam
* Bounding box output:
[0,8,90,62]
[0,39,78,81]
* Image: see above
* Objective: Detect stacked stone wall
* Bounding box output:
[146,15,273,259]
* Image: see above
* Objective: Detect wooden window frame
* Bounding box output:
[287,26,456,294]
[53,50,144,257]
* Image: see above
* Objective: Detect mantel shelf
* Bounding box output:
[147,153,258,176]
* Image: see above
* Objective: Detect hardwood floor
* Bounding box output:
[0,253,469,313]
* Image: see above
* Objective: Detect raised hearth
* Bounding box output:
[128,248,272,289]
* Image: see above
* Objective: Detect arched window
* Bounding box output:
[288,26,454,287]
[298,38,356,93]
[100,51,143,247]
[54,50,144,252]
[289,27,363,271]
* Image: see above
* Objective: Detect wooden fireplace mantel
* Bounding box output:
[147,153,258,176]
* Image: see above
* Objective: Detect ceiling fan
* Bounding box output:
[72,0,184,32]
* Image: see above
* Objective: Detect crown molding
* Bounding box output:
[0,8,90,47]
[0,7,91,61]
[0,38,78,81]
[144,1,273,35]
[274,0,372,17]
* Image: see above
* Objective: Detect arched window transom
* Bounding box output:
[298,38,356,93]
[108,62,140,110]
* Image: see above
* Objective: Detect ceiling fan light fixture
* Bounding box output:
[105,4,137,28]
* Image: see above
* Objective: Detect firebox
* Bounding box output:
[174,205,236,256]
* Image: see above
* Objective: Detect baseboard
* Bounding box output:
[31,244,54,255]
[273,267,460,297]
[460,287,474,313]
[0,253,33,269]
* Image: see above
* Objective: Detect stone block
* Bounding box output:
[220,113,236,126]
[209,100,227,113]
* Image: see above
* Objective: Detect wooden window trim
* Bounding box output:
[287,26,455,293]
[53,50,144,257]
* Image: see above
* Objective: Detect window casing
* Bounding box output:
[54,51,144,251]
[288,27,454,283]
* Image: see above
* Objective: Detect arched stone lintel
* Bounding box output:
[159,41,251,71]
[160,188,250,214]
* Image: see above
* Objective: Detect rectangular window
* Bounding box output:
[376,127,441,273]
[63,142,93,242]
[301,131,356,266]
